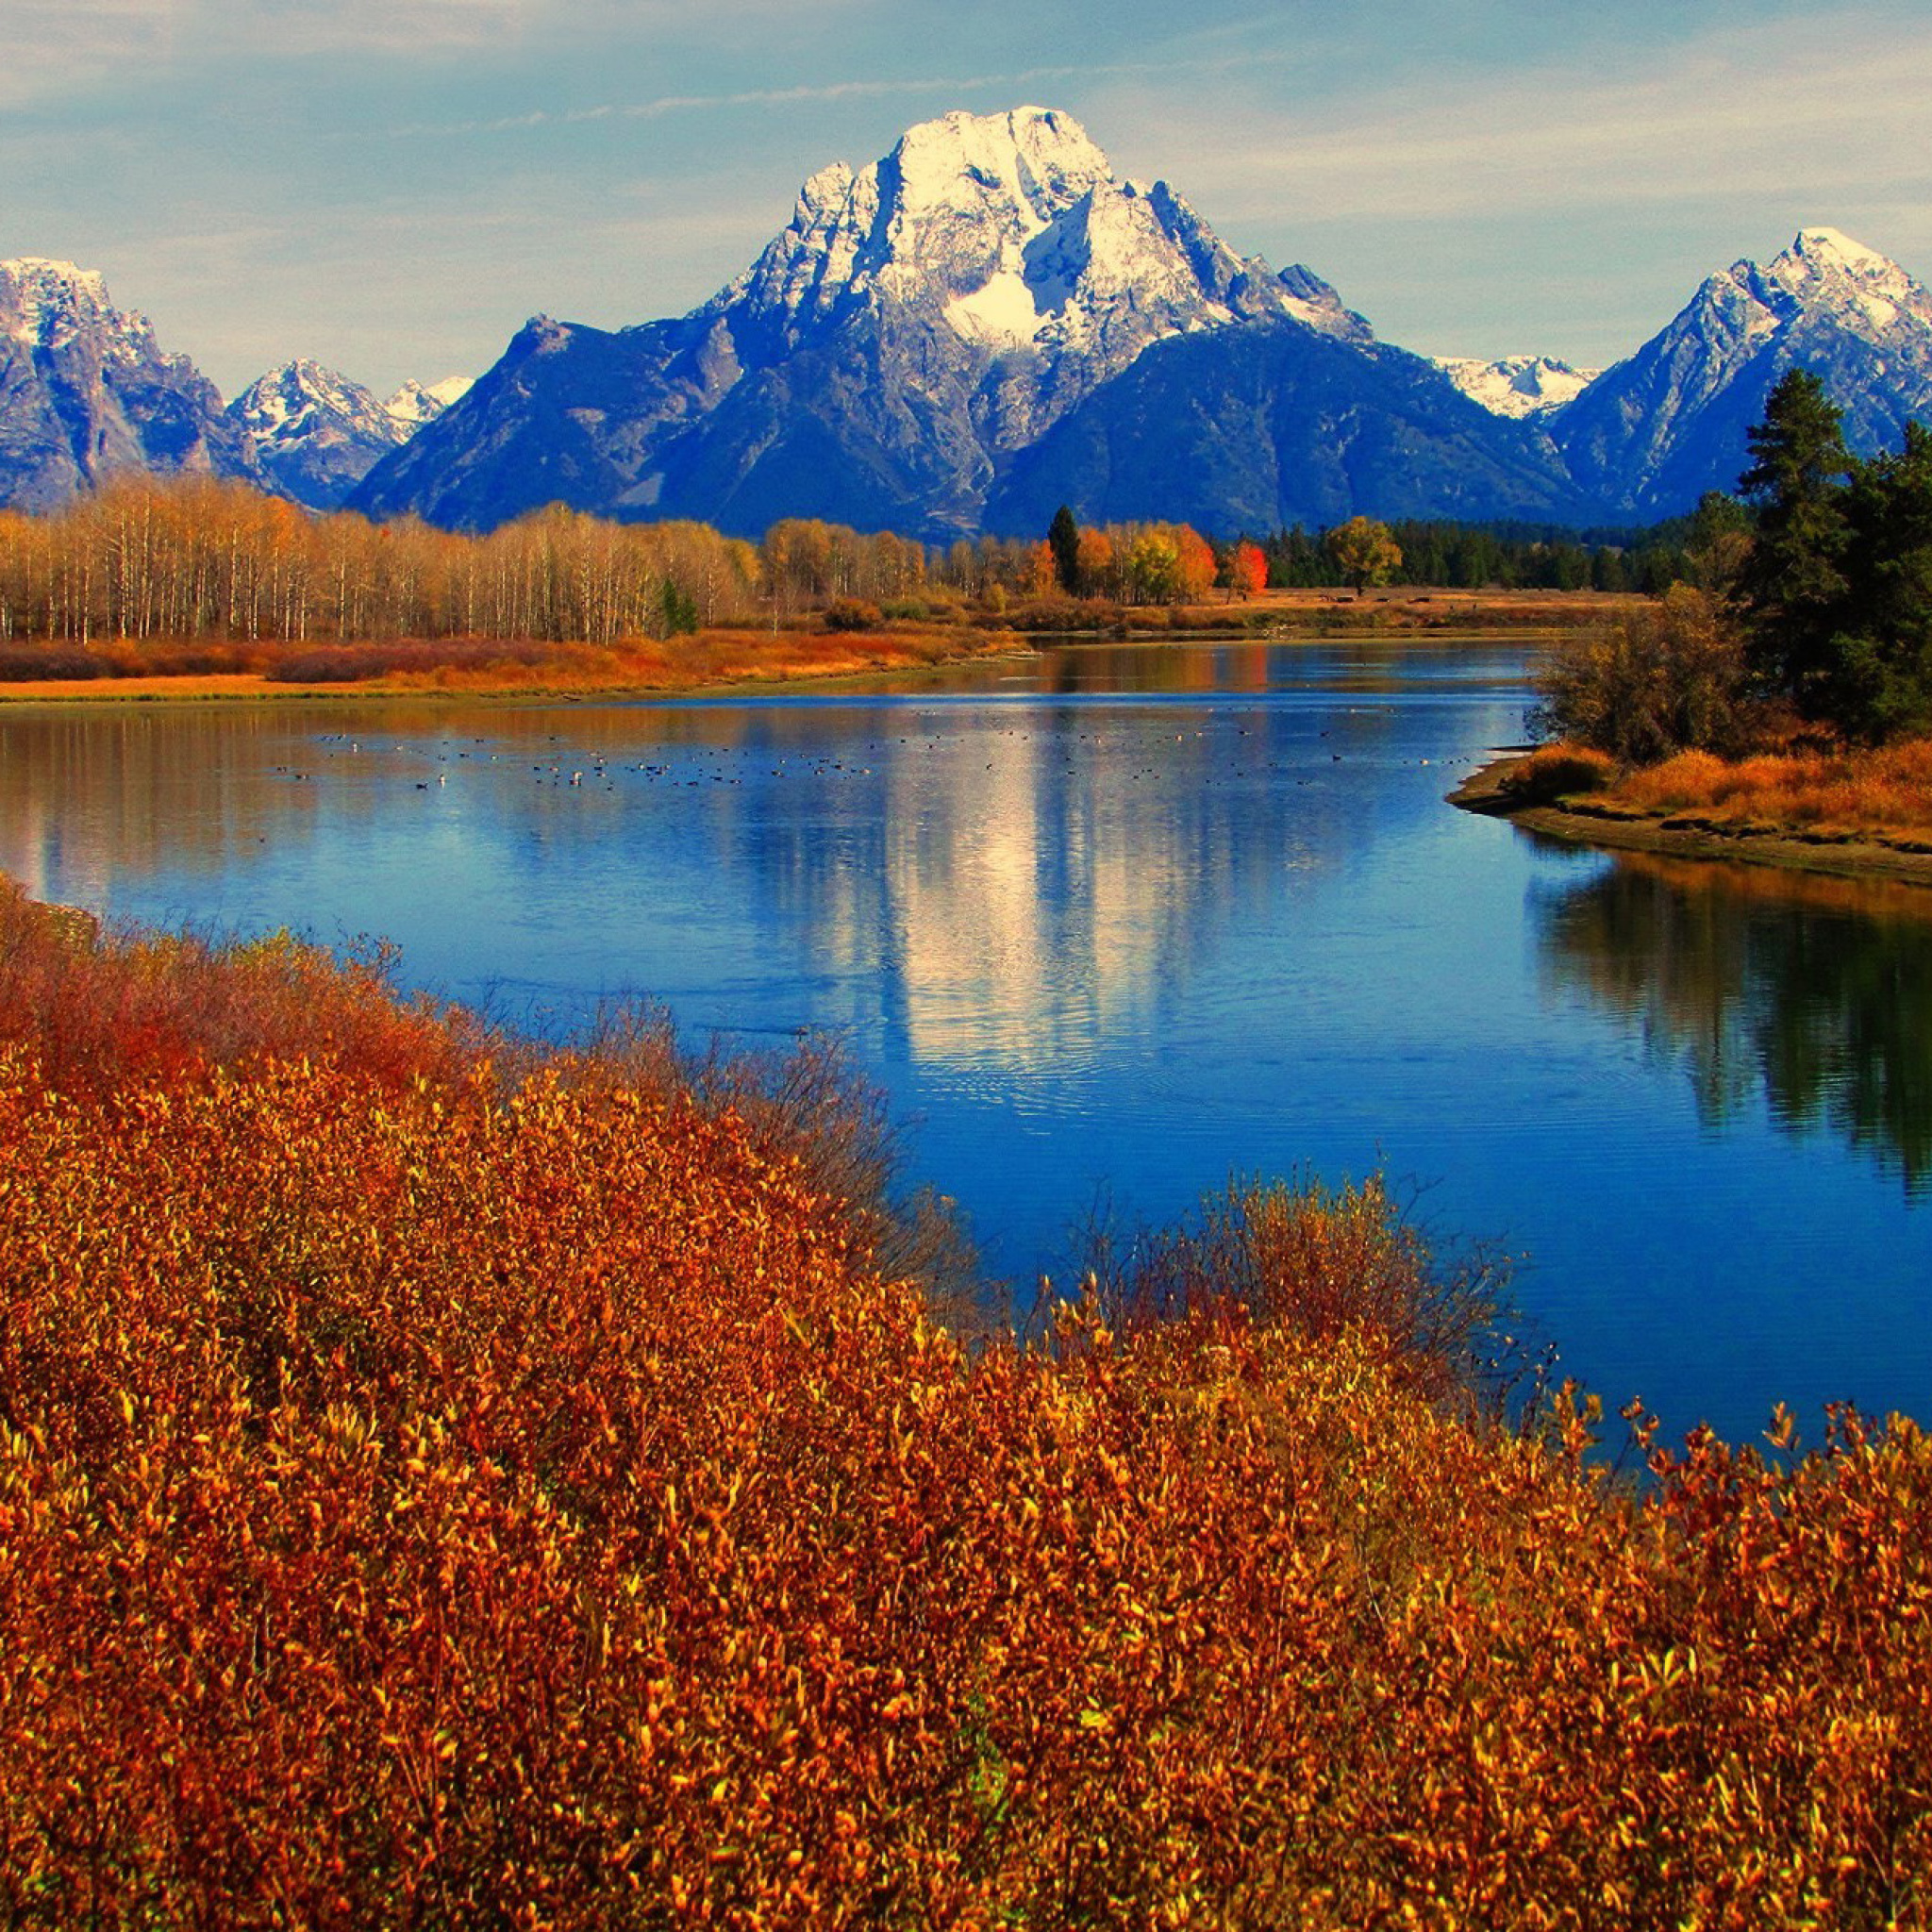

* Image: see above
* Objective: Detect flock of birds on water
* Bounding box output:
[279,719,1468,800]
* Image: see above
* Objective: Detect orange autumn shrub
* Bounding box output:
[0,874,491,1100]
[1496,743,1617,807]
[1611,738,1932,841]
[1,894,1930,1924]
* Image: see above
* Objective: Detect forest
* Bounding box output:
[0,474,1698,660]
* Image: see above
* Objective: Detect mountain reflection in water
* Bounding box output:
[1,643,1925,1446]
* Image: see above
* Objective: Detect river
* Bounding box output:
[4,634,1926,1451]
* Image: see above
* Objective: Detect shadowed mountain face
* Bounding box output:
[1551,228,1932,518]
[988,323,1589,534]
[350,106,1558,540]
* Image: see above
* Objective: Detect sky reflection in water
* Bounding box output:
[2,636,1926,1451]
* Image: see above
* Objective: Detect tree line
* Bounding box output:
[0,469,1795,655]
[1256,511,1736,596]
[1536,367,1932,758]
[0,482,766,649]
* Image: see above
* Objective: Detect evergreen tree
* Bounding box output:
[1826,421,1932,739]
[1047,504,1081,597]
[1736,368,1853,713]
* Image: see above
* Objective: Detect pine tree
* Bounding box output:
[1047,505,1080,597]
[1827,421,1932,739]
[1736,368,1852,713]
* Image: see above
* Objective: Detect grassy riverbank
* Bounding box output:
[0,588,1636,704]
[1455,741,1932,887]
[2,877,1929,1923]
[0,624,1025,704]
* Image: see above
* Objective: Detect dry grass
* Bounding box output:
[1607,739,1932,841]
[1491,743,1619,807]
[0,625,1017,703]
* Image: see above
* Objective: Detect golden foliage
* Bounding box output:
[1608,737,1932,841]
[1,882,1928,1924]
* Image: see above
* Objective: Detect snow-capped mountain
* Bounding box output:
[1553,227,1932,516]
[352,105,1552,537]
[689,106,1358,443]
[228,359,408,509]
[0,257,263,510]
[12,175,1932,538]
[226,361,474,509]
[1437,355,1599,419]
[382,376,472,429]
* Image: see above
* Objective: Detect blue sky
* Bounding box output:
[9,0,1932,398]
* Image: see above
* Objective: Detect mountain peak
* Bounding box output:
[2,257,136,347]
[1785,226,1896,275]
[384,376,472,427]
[705,103,1349,417]
[886,106,1111,225]
[1554,225,1932,517]
[1437,354,1599,418]
[0,258,258,509]
[1759,225,1931,341]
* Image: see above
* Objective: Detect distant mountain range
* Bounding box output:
[0,258,467,513]
[228,362,470,509]
[7,108,1932,538]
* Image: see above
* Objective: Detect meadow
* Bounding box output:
[2,874,1929,1924]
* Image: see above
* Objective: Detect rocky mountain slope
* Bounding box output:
[0,258,264,510]
[227,361,470,509]
[1551,228,1932,517]
[352,107,1555,539]
[1437,355,1599,419]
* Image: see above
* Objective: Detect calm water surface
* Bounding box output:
[4,636,1927,1450]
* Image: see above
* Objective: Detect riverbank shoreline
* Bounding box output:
[0,632,1040,707]
[0,589,1632,707]
[1450,752,1932,888]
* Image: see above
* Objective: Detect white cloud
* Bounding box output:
[399,49,1281,141]
[1102,13,1932,231]
[1,1,185,104]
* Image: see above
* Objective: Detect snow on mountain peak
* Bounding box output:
[1765,226,1931,341]
[232,359,391,441]
[888,107,1110,232]
[3,257,111,313]
[1790,227,1894,275]
[2,257,154,357]
[690,105,1384,457]
[385,376,473,427]
[1437,354,1600,418]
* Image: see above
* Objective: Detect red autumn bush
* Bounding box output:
[1,885,1928,1925]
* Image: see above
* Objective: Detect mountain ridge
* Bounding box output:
[353,106,1569,538]
[8,115,1932,538]
[1551,226,1932,516]
[226,359,472,508]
